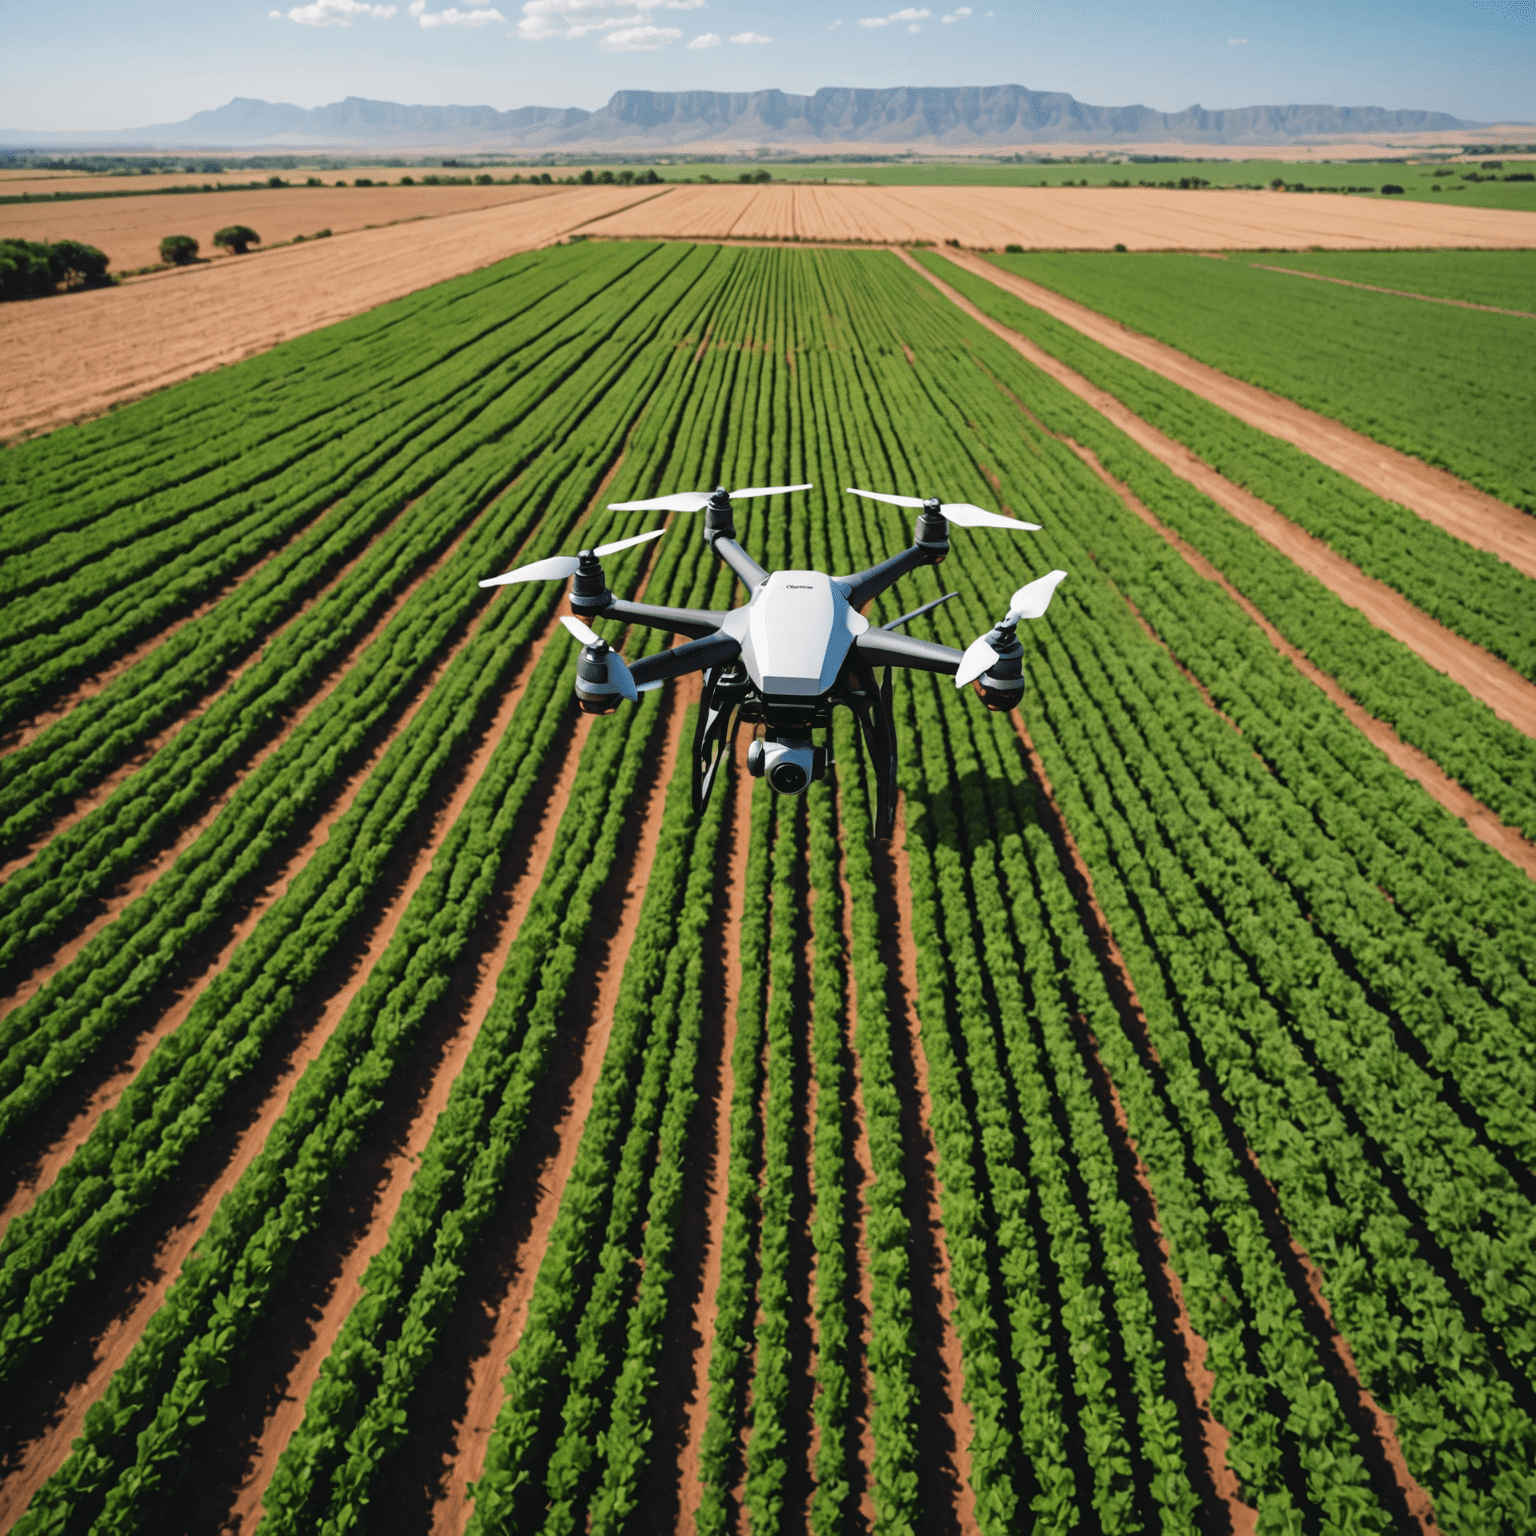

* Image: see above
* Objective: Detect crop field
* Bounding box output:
[2,239,1535,1536]
[972,249,1536,514]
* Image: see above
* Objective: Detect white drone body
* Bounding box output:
[479,483,1065,838]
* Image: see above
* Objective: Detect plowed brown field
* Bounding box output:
[578,182,1536,249]
[0,184,656,441]
[0,181,568,272]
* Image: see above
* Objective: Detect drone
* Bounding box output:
[479,485,1065,839]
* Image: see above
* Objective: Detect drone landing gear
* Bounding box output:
[844,658,898,841]
[694,663,750,816]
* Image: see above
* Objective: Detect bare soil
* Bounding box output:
[0,184,658,443]
[579,183,1536,252]
[0,182,568,274]
[937,247,1536,580]
[903,251,1536,742]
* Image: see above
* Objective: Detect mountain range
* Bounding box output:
[1,86,1477,153]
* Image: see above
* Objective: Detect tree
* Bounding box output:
[159,234,199,266]
[1,237,110,299]
[213,225,261,255]
[47,240,110,287]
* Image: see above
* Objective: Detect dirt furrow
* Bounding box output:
[1008,713,1437,1533]
[882,803,978,1536]
[675,756,753,1534]
[902,250,1536,738]
[0,595,564,1528]
[1066,439,1536,878]
[933,247,1536,579]
[428,677,694,1536]
[0,507,480,1021]
[1242,261,1536,320]
[218,620,594,1531]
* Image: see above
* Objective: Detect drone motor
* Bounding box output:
[746,736,830,796]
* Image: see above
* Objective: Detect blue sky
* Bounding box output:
[3,0,1532,131]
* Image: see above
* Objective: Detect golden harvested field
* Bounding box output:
[580,182,1536,249]
[0,181,569,271]
[0,165,449,195]
[0,185,657,441]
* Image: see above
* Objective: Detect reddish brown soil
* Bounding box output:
[0,184,661,443]
[429,680,693,1536]
[1242,260,1536,319]
[0,506,480,1027]
[935,247,1536,581]
[675,758,754,1533]
[903,251,1536,742]
[885,802,979,1536]
[0,590,524,1527]
[222,606,592,1529]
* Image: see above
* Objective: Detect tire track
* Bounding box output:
[0,596,565,1530]
[900,249,1536,738]
[428,677,694,1536]
[934,247,1536,578]
[1008,712,1438,1534]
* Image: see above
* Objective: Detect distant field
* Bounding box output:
[984,249,1536,511]
[0,181,569,271]
[1227,248,1536,311]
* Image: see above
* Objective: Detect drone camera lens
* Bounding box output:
[768,760,809,794]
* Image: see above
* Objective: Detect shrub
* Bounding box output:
[475,173,493,184]
[314,228,332,238]
[267,175,286,188]
[1114,241,1128,251]
[306,176,322,187]
[1380,183,1405,195]
[1005,243,1024,253]
[0,237,110,299]
[159,234,199,266]
[213,224,261,254]
[354,177,372,187]
[399,175,414,185]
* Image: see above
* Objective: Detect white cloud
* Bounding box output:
[408,0,505,21]
[271,0,395,22]
[907,20,919,29]
[687,29,720,45]
[730,29,771,42]
[941,5,971,20]
[858,6,927,25]
[1227,35,1248,43]
[518,0,699,42]
[601,21,681,46]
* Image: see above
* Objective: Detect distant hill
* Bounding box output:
[1,86,1477,153]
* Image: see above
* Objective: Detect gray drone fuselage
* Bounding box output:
[719,570,871,700]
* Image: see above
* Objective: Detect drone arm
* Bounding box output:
[710,536,771,594]
[629,631,742,686]
[837,543,939,613]
[853,628,961,677]
[597,597,733,642]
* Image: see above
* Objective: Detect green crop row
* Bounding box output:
[978,250,1536,514]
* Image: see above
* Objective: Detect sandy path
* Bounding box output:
[675,756,752,1534]
[0,506,479,1025]
[0,184,659,443]
[577,183,1536,253]
[431,681,692,1536]
[936,248,1536,580]
[0,182,567,273]
[902,251,1536,741]
[222,606,589,1530]
[886,804,978,1536]
[0,580,532,1527]
[1242,261,1536,319]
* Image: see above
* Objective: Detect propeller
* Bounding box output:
[955,570,1068,689]
[561,614,638,703]
[478,527,665,589]
[846,487,1041,531]
[608,483,812,513]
